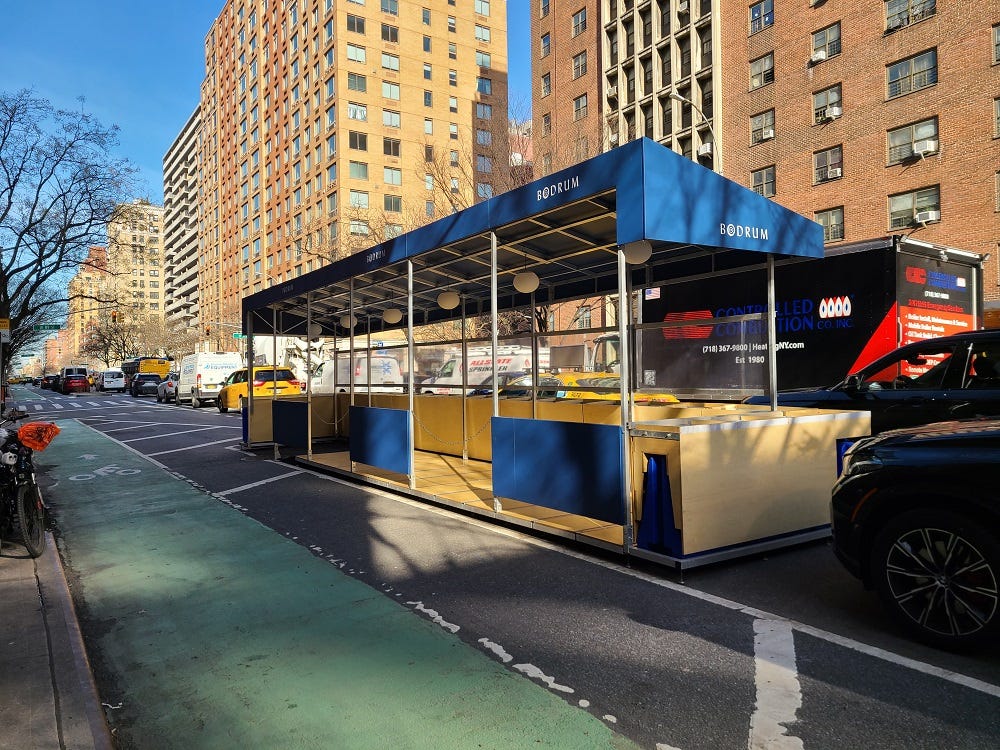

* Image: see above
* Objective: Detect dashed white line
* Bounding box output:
[216,470,301,496]
[749,619,804,750]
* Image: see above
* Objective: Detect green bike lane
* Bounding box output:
[42,420,638,749]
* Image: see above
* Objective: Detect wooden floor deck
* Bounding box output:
[298,447,625,548]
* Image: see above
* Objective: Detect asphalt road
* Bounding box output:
[12,385,1000,749]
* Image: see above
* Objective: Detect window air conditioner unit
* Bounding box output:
[914,209,940,224]
[810,49,827,64]
[610,132,619,144]
[761,127,775,140]
[678,1,689,12]
[608,84,618,97]
[697,142,713,157]
[826,167,842,179]
[913,138,938,156]
[826,105,842,119]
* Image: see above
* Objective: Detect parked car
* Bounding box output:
[156,372,180,403]
[130,373,163,397]
[40,374,58,390]
[832,418,1000,649]
[748,331,1000,432]
[58,366,89,394]
[216,366,301,412]
[59,372,91,394]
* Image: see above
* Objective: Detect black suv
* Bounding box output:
[750,330,1000,432]
[833,418,1000,649]
[130,373,163,397]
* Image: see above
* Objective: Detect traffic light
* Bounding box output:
[205,326,211,337]
[110,311,117,324]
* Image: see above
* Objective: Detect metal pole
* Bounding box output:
[490,232,499,417]
[349,278,355,406]
[306,294,313,460]
[407,260,415,490]
[767,254,778,411]
[272,309,279,459]
[461,298,468,461]
[617,248,635,553]
[530,289,538,420]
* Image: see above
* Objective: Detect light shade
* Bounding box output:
[620,240,653,265]
[513,271,540,294]
[437,291,461,310]
[382,307,403,324]
[339,314,358,328]
[307,323,323,340]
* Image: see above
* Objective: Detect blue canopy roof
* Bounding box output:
[244,138,823,335]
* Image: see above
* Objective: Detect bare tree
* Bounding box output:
[0,90,137,365]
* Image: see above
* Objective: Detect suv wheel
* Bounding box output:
[870,508,1000,649]
[217,397,228,414]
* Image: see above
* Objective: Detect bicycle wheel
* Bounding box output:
[16,482,46,558]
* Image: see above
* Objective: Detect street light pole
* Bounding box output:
[670,89,720,175]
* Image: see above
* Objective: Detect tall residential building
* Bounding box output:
[197,0,510,341]
[65,246,109,363]
[533,0,1000,301]
[106,200,166,320]
[163,107,203,331]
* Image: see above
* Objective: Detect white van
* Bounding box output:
[177,352,245,407]
[98,369,126,393]
[422,346,549,394]
[310,353,403,393]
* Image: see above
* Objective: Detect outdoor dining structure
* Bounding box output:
[241,138,870,569]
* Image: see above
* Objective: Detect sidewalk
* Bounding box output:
[0,534,113,750]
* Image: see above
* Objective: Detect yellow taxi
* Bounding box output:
[216,366,301,412]
[549,372,678,403]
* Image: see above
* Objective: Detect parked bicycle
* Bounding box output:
[0,410,59,558]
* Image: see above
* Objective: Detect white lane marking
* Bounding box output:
[86,401,101,406]
[147,437,242,456]
[104,423,171,433]
[512,662,574,694]
[216,470,300,496]
[407,601,461,633]
[121,426,229,443]
[749,619,804,750]
[52,403,64,409]
[478,638,514,663]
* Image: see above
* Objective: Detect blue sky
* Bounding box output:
[0,0,532,204]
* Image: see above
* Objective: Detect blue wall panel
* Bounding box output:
[272,400,309,449]
[350,406,412,476]
[492,417,625,525]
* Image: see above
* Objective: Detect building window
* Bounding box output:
[424,90,433,107]
[347,72,367,92]
[449,42,457,60]
[425,144,434,162]
[575,136,589,161]
[448,16,456,32]
[475,0,490,15]
[426,201,435,218]
[476,102,493,119]
[349,160,368,179]
[887,117,938,164]
[541,113,551,136]
[749,0,773,35]
[384,166,402,185]
[750,109,775,144]
[995,98,1000,137]
[813,84,842,124]
[475,24,491,42]
[382,53,399,71]
[449,96,458,113]
[347,14,366,33]
[424,63,433,80]
[347,102,367,121]
[451,177,460,193]
[541,33,550,58]
[751,165,776,197]
[450,123,459,139]
[347,44,366,63]
[477,183,494,199]
[887,49,937,98]
[476,155,493,173]
[573,51,588,79]
[889,185,940,228]
[573,94,589,120]
[382,24,398,43]
[476,51,491,68]
[572,8,587,37]
[577,305,592,329]
[349,131,368,151]
[383,109,400,127]
[812,23,841,60]
[476,128,492,145]
[815,207,845,242]
[477,77,492,95]
[994,25,1000,63]
[814,145,843,183]
[450,150,460,166]
[350,220,370,236]
[381,0,398,15]
[423,35,432,52]
[541,73,552,97]
[384,137,401,157]
[382,81,400,100]
[541,0,550,18]
[384,195,402,212]
[449,70,458,86]
[885,0,936,32]
[349,189,369,209]
[750,53,774,90]
[425,118,434,134]
[422,7,431,24]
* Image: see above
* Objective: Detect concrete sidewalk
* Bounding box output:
[0,534,112,750]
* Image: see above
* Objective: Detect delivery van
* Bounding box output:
[177,352,245,407]
[98,369,126,393]
[422,346,549,394]
[310,352,403,393]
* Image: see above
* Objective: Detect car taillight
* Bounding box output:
[252,380,265,387]
[196,374,201,386]
[355,364,362,377]
[287,379,299,387]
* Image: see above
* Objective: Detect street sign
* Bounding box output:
[33,324,61,331]
[0,318,9,344]
[232,332,245,339]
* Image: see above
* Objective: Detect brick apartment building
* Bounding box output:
[533,0,1000,303]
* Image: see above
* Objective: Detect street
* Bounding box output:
[11,384,1000,749]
